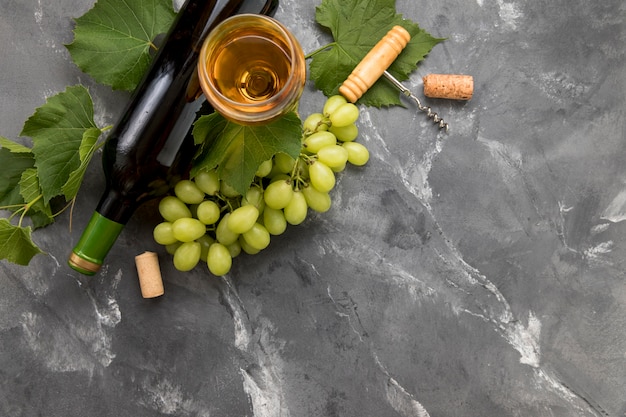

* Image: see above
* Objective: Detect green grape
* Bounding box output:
[242,185,264,210]
[207,243,232,276]
[227,241,242,258]
[303,131,337,153]
[303,112,329,133]
[302,185,331,213]
[267,162,286,179]
[331,162,346,173]
[269,173,290,183]
[263,180,294,209]
[284,190,308,225]
[174,179,205,204]
[153,222,178,245]
[196,234,215,262]
[329,102,359,127]
[274,152,296,174]
[216,213,239,245]
[263,207,287,235]
[196,200,221,225]
[255,158,273,177]
[342,141,370,166]
[329,123,358,142]
[220,181,240,198]
[173,241,201,272]
[194,169,220,195]
[172,217,206,242]
[309,161,336,193]
[227,205,259,234]
[238,235,260,255]
[323,95,347,116]
[159,196,192,222]
[316,144,349,168]
[242,223,271,251]
[165,241,182,255]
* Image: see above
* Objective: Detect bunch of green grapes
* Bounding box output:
[153,95,370,276]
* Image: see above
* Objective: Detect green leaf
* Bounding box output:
[0,139,53,229]
[0,219,44,266]
[0,146,35,208]
[21,85,98,204]
[66,0,176,91]
[192,112,303,196]
[0,136,31,153]
[19,169,45,208]
[310,0,444,107]
[61,127,102,201]
[19,169,54,229]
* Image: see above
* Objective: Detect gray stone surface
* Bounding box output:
[1,0,625,416]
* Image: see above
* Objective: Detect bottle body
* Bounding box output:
[69,0,280,275]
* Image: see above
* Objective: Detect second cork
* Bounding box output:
[423,74,474,101]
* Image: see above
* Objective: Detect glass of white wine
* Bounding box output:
[197,14,306,125]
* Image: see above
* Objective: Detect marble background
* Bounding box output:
[1,0,625,416]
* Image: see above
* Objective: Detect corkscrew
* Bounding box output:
[381,70,449,131]
[339,25,474,132]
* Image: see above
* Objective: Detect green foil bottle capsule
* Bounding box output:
[68,0,279,275]
[69,213,124,275]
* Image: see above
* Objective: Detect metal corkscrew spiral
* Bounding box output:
[382,70,449,131]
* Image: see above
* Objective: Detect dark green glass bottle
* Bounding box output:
[69,0,279,275]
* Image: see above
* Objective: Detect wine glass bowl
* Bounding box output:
[197,14,306,125]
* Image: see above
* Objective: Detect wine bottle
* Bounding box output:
[69,0,280,275]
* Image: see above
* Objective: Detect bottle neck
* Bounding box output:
[68,187,136,275]
[95,186,140,224]
[68,212,125,275]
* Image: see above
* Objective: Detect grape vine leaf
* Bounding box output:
[192,112,303,196]
[0,140,35,208]
[66,0,176,91]
[0,137,32,153]
[0,139,53,230]
[309,0,444,107]
[21,85,99,205]
[61,127,102,200]
[19,169,54,229]
[0,219,44,266]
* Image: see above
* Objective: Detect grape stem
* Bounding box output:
[219,195,237,213]
[1,197,41,225]
[303,117,331,137]
[304,42,337,60]
[290,156,308,191]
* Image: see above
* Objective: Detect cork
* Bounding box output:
[339,26,411,103]
[422,74,474,101]
[135,251,164,298]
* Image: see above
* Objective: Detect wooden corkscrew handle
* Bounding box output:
[339,25,411,103]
